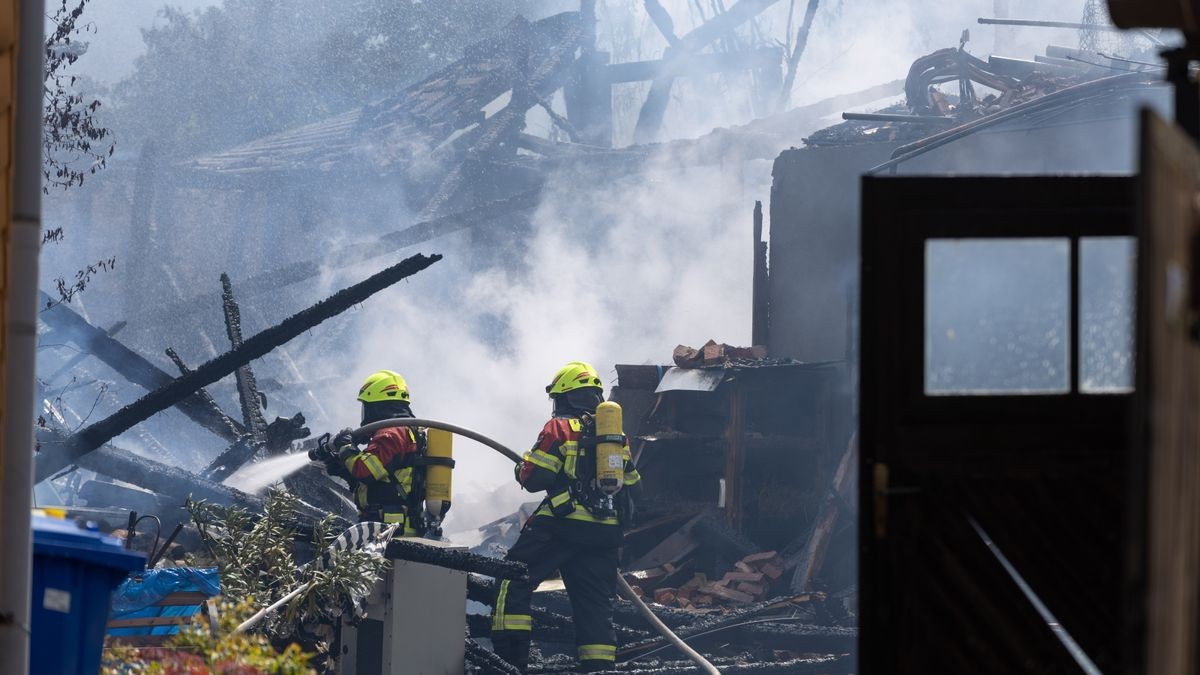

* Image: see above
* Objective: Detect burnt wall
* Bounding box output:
[766,85,1170,365]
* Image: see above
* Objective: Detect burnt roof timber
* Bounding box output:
[33,253,442,482]
[634,0,784,143]
[38,293,245,443]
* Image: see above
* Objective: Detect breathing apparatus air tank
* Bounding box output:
[594,401,625,498]
[423,428,454,534]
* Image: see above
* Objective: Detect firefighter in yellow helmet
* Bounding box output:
[313,370,436,536]
[490,361,642,673]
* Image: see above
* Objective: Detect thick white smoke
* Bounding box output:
[40,0,1123,536]
[333,155,759,535]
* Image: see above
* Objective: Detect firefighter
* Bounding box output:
[491,361,642,673]
[314,370,429,536]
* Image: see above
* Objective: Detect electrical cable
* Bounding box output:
[349,418,722,675]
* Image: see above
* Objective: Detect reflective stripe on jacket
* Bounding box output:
[342,427,420,511]
[518,416,641,525]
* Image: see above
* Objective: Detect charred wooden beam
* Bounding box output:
[77,479,164,516]
[34,253,442,482]
[36,428,266,512]
[418,16,582,219]
[385,540,528,581]
[789,434,857,592]
[466,637,522,675]
[201,438,257,482]
[165,347,242,438]
[264,413,309,454]
[841,112,956,124]
[618,594,818,658]
[564,1,612,147]
[978,17,1128,32]
[580,655,852,673]
[122,141,161,318]
[220,273,268,443]
[723,383,747,531]
[751,200,769,350]
[644,0,680,46]
[731,621,856,653]
[634,0,783,143]
[44,320,127,383]
[777,0,821,111]
[678,0,781,52]
[38,293,242,443]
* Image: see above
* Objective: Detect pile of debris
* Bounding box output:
[671,340,768,368]
[805,42,1161,148]
[461,335,858,672]
[642,550,787,609]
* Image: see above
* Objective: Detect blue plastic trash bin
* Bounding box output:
[31,514,145,675]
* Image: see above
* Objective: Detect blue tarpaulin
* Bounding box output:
[107,567,220,638]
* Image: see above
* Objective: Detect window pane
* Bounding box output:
[1080,237,1135,393]
[926,239,1070,395]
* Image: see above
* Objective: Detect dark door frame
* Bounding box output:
[859,175,1135,673]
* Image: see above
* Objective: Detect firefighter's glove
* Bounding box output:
[333,428,356,452]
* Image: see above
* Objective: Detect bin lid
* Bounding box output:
[33,515,145,572]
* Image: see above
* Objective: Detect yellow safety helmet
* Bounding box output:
[546,361,603,395]
[357,370,411,404]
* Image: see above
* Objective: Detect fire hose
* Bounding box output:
[353,418,722,675]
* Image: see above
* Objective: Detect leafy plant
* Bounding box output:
[101,598,316,675]
[185,490,388,641]
[42,0,118,306]
[44,0,113,192]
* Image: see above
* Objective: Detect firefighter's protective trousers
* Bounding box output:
[491,518,619,672]
[491,415,642,672]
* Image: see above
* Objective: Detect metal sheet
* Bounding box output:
[654,367,726,393]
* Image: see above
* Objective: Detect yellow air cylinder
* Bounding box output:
[594,401,625,496]
[425,428,453,520]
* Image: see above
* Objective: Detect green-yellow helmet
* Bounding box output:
[358,370,410,404]
[546,361,602,395]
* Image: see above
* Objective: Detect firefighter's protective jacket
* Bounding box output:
[336,427,422,530]
[517,415,642,526]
